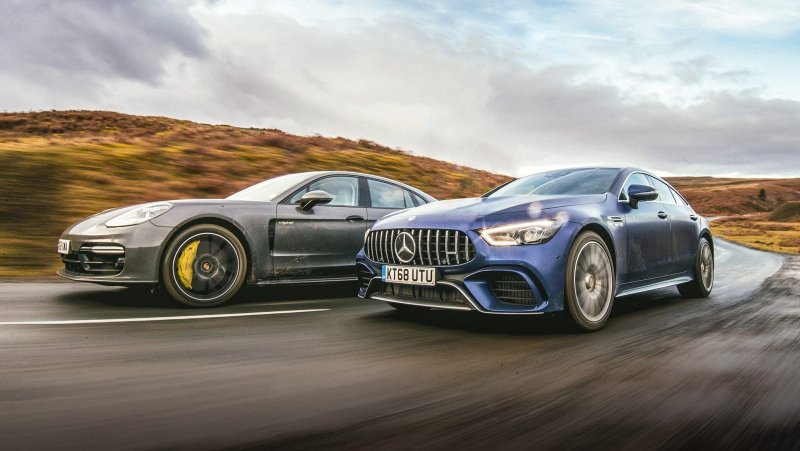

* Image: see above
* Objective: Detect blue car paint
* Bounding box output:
[356,167,712,315]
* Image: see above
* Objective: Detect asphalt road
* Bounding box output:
[1,240,797,450]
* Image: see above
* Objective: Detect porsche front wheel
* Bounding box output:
[162,224,247,307]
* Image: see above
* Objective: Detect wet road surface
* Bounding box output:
[1,240,797,450]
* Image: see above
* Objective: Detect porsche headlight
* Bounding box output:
[479,219,561,246]
[105,202,173,228]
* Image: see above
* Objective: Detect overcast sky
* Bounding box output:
[1,0,799,177]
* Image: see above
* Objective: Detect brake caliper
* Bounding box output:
[177,240,200,289]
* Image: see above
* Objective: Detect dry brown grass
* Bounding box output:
[0,111,511,276]
[711,217,800,254]
[2,110,799,276]
[667,176,800,216]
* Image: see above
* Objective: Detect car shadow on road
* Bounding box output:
[365,309,570,336]
[55,282,360,310]
[362,287,690,336]
[234,283,360,304]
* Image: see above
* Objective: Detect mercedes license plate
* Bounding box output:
[382,265,437,286]
[57,239,70,254]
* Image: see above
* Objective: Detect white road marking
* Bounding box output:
[0,309,330,325]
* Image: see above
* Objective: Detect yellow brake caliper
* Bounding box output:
[177,240,200,289]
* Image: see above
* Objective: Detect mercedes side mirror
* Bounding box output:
[627,184,659,209]
[299,190,333,211]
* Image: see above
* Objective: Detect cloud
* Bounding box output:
[0,0,206,87]
[488,67,800,176]
[671,56,754,85]
[0,0,798,178]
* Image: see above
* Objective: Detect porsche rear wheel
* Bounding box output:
[564,231,615,332]
[162,224,247,307]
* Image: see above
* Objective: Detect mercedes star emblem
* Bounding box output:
[393,232,416,263]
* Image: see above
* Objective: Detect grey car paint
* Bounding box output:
[58,171,435,286]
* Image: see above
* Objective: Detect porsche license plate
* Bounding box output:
[382,265,437,286]
[57,239,70,254]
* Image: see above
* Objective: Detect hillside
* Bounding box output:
[0,111,511,276]
[1,111,798,276]
[667,177,800,216]
[769,201,800,222]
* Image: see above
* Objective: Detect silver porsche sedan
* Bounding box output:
[57,171,435,307]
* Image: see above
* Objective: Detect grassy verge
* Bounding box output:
[711,216,800,254]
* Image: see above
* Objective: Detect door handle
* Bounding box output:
[346,215,364,222]
[657,211,669,219]
[689,214,698,221]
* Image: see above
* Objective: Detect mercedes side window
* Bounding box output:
[619,173,651,201]
[288,176,360,207]
[368,179,413,209]
[647,176,677,204]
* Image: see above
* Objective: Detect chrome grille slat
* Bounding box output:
[453,231,460,265]
[365,228,476,267]
[426,229,432,265]
[372,231,377,262]
[390,229,397,264]
[383,229,390,264]
[416,229,424,265]
[444,230,450,265]
[435,230,441,265]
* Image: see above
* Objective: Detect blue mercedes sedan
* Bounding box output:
[356,167,714,331]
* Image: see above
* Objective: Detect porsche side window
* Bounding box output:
[368,179,413,209]
[289,176,360,207]
[619,173,651,201]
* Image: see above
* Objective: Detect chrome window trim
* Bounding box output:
[617,171,689,207]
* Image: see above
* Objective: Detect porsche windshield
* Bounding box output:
[227,172,313,201]
[488,168,620,197]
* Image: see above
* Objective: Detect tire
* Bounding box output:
[678,237,714,298]
[161,224,247,307]
[564,231,615,332]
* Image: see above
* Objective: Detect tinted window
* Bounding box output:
[620,173,651,201]
[647,176,677,204]
[289,176,360,207]
[489,168,620,197]
[368,179,414,209]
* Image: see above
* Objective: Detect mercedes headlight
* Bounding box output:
[105,202,173,228]
[479,219,561,246]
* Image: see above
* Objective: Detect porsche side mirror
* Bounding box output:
[627,184,659,209]
[299,190,333,211]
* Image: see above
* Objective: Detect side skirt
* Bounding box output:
[616,275,693,297]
